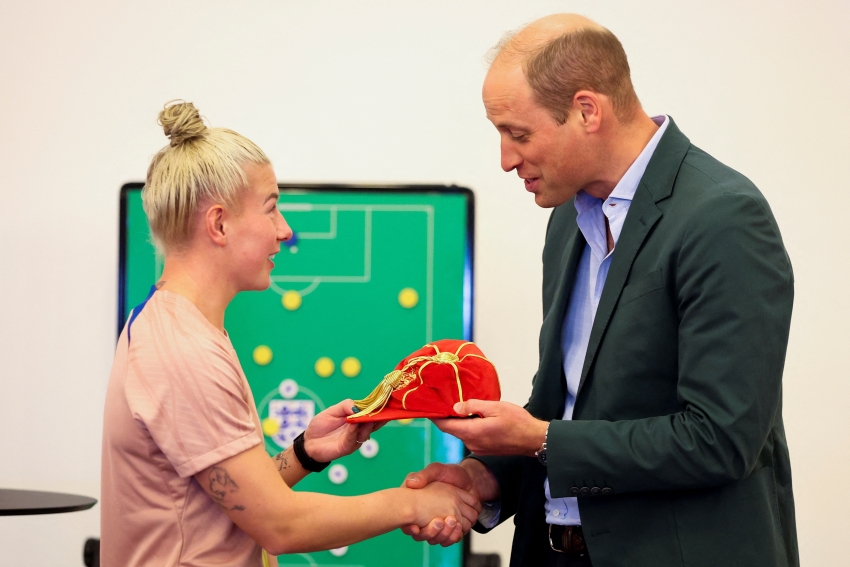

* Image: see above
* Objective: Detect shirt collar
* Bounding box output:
[575,114,669,214]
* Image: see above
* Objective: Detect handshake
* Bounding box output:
[398,457,499,547]
[305,395,546,548]
[303,340,549,548]
[393,398,543,547]
[350,340,547,545]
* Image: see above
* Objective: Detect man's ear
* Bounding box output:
[204,204,228,246]
[571,90,603,133]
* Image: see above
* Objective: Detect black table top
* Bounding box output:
[0,488,97,516]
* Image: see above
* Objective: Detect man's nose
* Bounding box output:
[500,140,521,172]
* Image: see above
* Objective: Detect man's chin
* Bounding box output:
[533,192,564,209]
[532,186,576,209]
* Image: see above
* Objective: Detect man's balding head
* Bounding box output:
[489,14,601,66]
[488,14,640,124]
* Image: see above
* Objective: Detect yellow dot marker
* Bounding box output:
[341,357,361,378]
[282,290,302,311]
[262,417,280,437]
[398,418,414,425]
[398,288,419,309]
[315,357,335,378]
[253,345,273,366]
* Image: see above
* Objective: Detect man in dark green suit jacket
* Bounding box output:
[402,13,797,567]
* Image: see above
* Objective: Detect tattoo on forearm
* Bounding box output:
[208,466,245,511]
[275,452,290,471]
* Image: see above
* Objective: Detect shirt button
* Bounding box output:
[553,509,560,516]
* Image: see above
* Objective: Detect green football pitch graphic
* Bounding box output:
[120,185,474,567]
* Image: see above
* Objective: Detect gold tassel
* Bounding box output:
[351,369,418,416]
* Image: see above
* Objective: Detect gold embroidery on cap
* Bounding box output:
[349,342,498,419]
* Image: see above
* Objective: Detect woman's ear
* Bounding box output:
[204,204,228,246]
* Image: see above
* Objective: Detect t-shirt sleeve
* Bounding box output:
[125,314,260,478]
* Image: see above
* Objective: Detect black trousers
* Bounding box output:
[542,545,593,567]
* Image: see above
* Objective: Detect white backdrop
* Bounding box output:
[1,1,848,565]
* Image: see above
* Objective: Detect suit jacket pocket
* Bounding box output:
[619,268,664,306]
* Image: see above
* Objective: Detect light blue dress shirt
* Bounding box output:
[544,114,669,525]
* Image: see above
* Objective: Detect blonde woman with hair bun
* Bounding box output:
[101,101,479,566]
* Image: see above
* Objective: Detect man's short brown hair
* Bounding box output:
[523,27,640,124]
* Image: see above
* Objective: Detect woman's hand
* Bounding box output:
[302,399,379,462]
[401,461,494,545]
[408,481,481,546]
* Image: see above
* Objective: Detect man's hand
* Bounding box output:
[433,400,548,456]
[400,460,498,546]
[303,399,380,462]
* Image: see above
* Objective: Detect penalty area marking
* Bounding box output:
[272,203,435,343]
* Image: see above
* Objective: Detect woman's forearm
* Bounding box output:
[271,446,310,487]
[261,488,417,555]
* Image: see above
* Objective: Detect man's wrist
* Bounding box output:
[461,457,500,502]
[534,422,550,465]
[527,419,550,458]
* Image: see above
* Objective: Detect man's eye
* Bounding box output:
[510,132,528,141]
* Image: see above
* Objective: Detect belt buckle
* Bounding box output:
[548,524,586,556]
[548,524,565,554]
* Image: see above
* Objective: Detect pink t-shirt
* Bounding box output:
[101,289,266,566]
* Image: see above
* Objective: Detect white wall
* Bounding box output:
[1,1,847,565]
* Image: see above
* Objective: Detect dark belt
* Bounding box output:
[548,524,587,556]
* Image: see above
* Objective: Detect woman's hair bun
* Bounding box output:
[158,100,207,146]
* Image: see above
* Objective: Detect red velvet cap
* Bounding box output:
[347,340,501,423]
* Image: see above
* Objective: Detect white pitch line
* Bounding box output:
[258,384,327,455]
[386,419,433,567]
[296,206,338,239]
[271,207,371,284]
[277,203,314,212]
[269,278,322,298]
[270,204,434,343]
[364,208,373,281]
[276,553,324,567]
[287,204,432,213]
[297,279,322,297]
[278,564,364,567]
[426,208,434,342]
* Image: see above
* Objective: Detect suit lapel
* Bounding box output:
[576,191,662,393]
[530,209,585,419]
[550,222,585,327]
[575,118,691,396]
